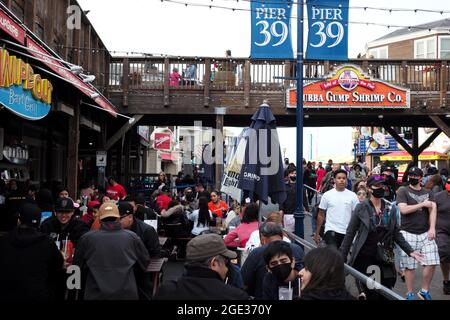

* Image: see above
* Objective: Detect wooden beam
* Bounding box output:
[244,60,251,108]
[67,98,80,199]
[430,115,450,139]
[412,126,419,165]
[164,58,170,107]
[122,58,129,107]
[215,109,224,191]
[105,115,143,151]
[383,126,414,155]
[417,128,442,155]
[440,61,447,108]
[204,59,211,107]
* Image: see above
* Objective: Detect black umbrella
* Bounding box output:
[238,103,286,215]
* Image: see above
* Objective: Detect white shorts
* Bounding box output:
[283,215,295,233]
[400,230,440,270]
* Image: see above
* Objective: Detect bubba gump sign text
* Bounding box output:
[287,65,410,109]
[0,48,53,120]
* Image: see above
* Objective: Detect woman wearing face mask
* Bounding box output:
[261,241,302,300]
[340,176,422,300]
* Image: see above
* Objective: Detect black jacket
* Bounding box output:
[40,216,90,248]
[0,226,64,301]
[340,200,414,266]
[135,205,157,221]
[155,264,249,300]
[280,182,296,214]
[130,218,160,258]
[73,221,150,300]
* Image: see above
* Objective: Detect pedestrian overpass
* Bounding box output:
[105,56,450,166]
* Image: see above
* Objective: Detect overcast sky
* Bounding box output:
[78,0,449,163]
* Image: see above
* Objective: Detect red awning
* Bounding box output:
[160,153,176,161]
[0,6,118,117]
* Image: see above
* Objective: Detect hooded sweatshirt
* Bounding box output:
[0,226,64,301]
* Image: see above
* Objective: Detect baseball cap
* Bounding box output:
[55,197,75,212]
[161,186,170,193]
[367,175,386,187]
[88,200,100,209]
[98,203,120,220]
[408,167,424,177]
[19,203,42,228]
[118,202,134,217]
[186,234,237,261]
[381,165,395,174]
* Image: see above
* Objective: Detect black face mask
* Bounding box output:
[270,263,292,282]
[290,176,296,182]
[371,188,385,199]
[409,178,420,186]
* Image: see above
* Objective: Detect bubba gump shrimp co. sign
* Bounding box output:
[0,48,53,120]
[287,65,410,109]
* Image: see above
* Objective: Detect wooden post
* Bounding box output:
[123,57,130,107]
[284,60,292,88]
[401,61,408,87]
[430,115,450,139]
[412,126,419,165]
[124,132,131,186]
[215,108,225,191]
[164,58,170,107]
[244,60,251,108]
[67,98,80,199]
[440,61,447,108]
[204,59,211,107]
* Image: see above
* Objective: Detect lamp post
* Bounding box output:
[294,1,305,239]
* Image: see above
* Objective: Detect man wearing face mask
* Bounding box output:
[381,165,398,202]
[261,241,301,300]
[431,177,450,295]
[280,167,298,233]
[396,167,439,300]
[155,234,249,300]
[340,176,421,300]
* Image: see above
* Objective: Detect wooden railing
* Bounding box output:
[108,57,449,107]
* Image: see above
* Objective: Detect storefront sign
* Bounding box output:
[0,9,25,44]
[287,65,410,109]
[0,48,53,120]
[154,133,172,151]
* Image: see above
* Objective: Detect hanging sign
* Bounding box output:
[306,0,349,60]
[96,151,107,167]
[250,0,294,59]
[287,65,410,109]
[154,133,172,151]
[0,48,53,120]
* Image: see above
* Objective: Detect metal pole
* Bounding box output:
[294,0,305,239]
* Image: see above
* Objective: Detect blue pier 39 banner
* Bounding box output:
[306,0,349,60]
[251,0,294,59]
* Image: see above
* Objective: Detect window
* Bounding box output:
[414,37,437,59]
[368,46,388,59]
[11,0,24,21]
[439,37,450,59]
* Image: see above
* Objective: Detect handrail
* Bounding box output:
[284,229,405,300]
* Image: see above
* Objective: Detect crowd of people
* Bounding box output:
[1,157,449,301]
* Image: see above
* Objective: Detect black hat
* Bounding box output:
[55,197,75,212]
[19,203,42,228]
[161,186,170,193]
[367,175,386,187]
[408,167,424,177]
[118,202,134,217]
[381,165,395,174]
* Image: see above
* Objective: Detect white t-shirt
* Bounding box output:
[245,229,291,250]
[319,188,359,234]
[189,209,213,236]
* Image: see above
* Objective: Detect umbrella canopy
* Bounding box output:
[238,103,286,206]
